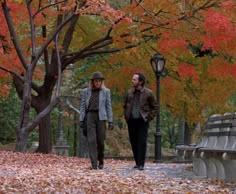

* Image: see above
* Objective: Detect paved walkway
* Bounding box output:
[0,152,235,193]
[105,161,204,180]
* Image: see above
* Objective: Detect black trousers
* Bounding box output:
[86,112,106,167]
[127,118,149,167]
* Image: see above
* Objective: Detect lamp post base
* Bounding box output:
[154,132,162,163]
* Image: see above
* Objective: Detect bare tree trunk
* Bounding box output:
[168,127,176,148]
[36,114,51,153]
[15,69,33,152]
[15,127,29,152]
[184,122,192,145]
[177,119,185,145]
[73,112,77,156]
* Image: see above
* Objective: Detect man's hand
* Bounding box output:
[108,122,114,130]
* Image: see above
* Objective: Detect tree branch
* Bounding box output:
[42,25,50,68]
[0,65,23,81]
[65,37,152,64]
[26,0,36,63]
[55,32,62,97]
[66,99,80,114]
[1,1,28,69]
[33,0,66,18]
[62,15,79,53]
[26,96,60,132]
[33,10,76,67]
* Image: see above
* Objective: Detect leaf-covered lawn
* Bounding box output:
[0,151,235,193]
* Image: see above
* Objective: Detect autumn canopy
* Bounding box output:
[0,0,236,153]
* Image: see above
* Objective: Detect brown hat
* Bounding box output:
[90,71,105,80]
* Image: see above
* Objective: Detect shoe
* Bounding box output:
[133,165,138,169]
[90,165,97,170]
[138,166,144,171]
[98,162,104,169]
[98,164,104,169]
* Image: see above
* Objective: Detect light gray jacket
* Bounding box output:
[79,87,113,122]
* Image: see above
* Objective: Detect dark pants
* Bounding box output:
[86,112,106,167]
[127,118,149,167]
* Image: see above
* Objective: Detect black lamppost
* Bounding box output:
[150,53,166,162]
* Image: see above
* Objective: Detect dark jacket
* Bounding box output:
[123,87,158,122]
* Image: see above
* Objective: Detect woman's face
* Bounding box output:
[93,79,102,89]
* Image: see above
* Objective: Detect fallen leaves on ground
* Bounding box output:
[0,151,235,193]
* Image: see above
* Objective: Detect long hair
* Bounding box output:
[89,79,105,89]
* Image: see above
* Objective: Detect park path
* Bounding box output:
[107,161,201,179]
[0,151,235,193]
[99,160,236,193]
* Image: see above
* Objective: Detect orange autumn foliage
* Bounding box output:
[1,0,236,126]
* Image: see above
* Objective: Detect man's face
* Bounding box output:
[131,74,140,88]
[93,79,102,89]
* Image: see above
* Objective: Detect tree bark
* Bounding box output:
[177,119,185,145]
[73,112,77,156]
[15,127,29,152]
[14,68,33,152]
[36,113,51,153]
[184,122,192,145]
[32,78,56,153]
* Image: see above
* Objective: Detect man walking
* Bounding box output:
[124,72,157,170]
